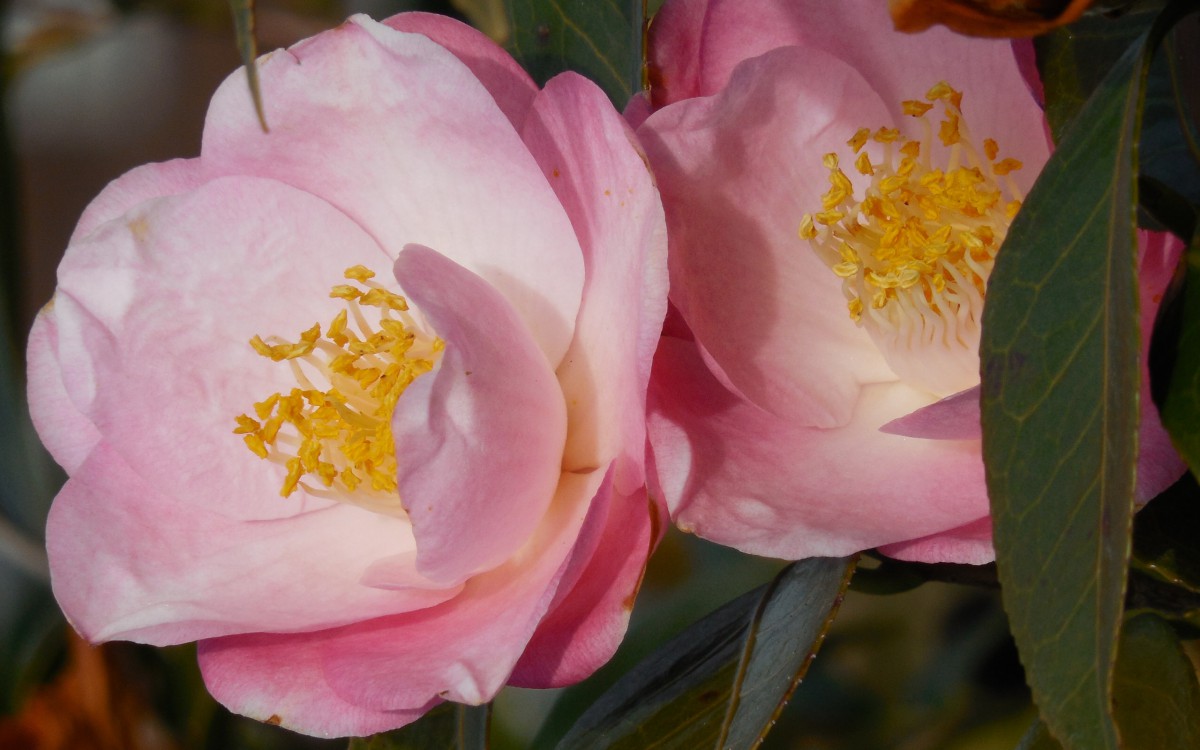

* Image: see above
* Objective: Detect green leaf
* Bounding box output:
[1112,614,1200,748]
[1035,3,1161,143]
[980,3,1197,748]
[227,0,268,132]
[502,0,644,107]
[1014,614,1200,750]
[348,703,490,750]
[1139,19,1200,229]
[1161,218,1200,475]
[555,556,856,750]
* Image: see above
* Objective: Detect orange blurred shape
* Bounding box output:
[0,634,176,750]
[889,0,1095,37]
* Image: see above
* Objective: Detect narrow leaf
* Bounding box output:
[556,556,856,750]
[502,0,644,107]
[228,0,267,132]
[348,703,490,750]
[1034,4,1159,142]
[1015,614,1200,749]
[981,3,1196,748]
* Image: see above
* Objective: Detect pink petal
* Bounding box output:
[392,245,567,586]
[48,442,460,646]
[648,337,988,559]
[510,479,657,687]
[50,176,393,521]
[882,386,982,440]
[1136,230,1187,501]
[200,15,583,366]
[878,516,995,564]
[27,310,99,474]
[640,47,896,428]
[520,72,668,492]
[649,0,1050,191]
[198,632,432,738]
[381,12,538,131]
[70,159,203,244]
[199,469,605,728]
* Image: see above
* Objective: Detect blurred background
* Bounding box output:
[0,2,1032,747]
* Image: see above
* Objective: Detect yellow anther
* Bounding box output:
[938,111,961,146]
[847,128,871,153]
[359,288,409,311]
[330,285,362,300]
[799,214,818,240]
[344,265,376,282]
[234,414,260,434]
[847,297,864,321]
[854,152,874,176]
[983,138,999,161]
[815,210,845,225]
[244,434,269,459]
[902,100,934,117]
[873,127,901,143]
[992,158,1023,176]
[900,141,921,159]
[925,82,962,110]
[822,153,840,170]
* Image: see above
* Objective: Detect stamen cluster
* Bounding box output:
[799,82,1023,348]
[234,266,442,502]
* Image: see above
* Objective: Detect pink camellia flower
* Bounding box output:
[28,13,666,737]
[638,0,1185,564]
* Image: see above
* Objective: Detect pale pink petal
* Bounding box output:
[640,47,895,428]
[521,72,668,492]
[312,470,603,711]
[882,386,982,440]
[1137,230,1187,501]
[198,633,432,738]
[70,159,203,244]
[878,516,994,564]
[201,471,604,722]
[381,12,538,131]
[51,176,393,521]
[47,443,459,646]
[27,310,100,474]
[510,480,657,687]
[650,0,1050,191]
[648,337,988,559]
[200,15,583,366]
[392,245,567,585]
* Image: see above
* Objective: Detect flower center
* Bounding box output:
[799,82,1024,395]
[233,266,442,511]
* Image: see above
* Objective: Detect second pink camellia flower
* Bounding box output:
[638,0,1186,564]
[29,13,667,737]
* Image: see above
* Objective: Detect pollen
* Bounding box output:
[233,267,442,503]
[798,81,1024,352]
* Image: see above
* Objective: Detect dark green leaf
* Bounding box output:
[1111,614,1200,749]
[981,3,1197,748]
[1035,3,1160,142]
[502,0,644,107]
[348,703,490,750]
[1014,614,1200,749]
[1161,193,1200,475]
[556,556,855,750]
[1139,17,1200,229]
[228,0,268,132]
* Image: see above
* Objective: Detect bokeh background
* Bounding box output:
[0,2,1032,747]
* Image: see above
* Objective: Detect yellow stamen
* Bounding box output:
[234,267,442,501]
[799,81,1024,356]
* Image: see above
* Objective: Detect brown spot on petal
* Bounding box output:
[889,0,1093,37]
[264,715,282,726]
